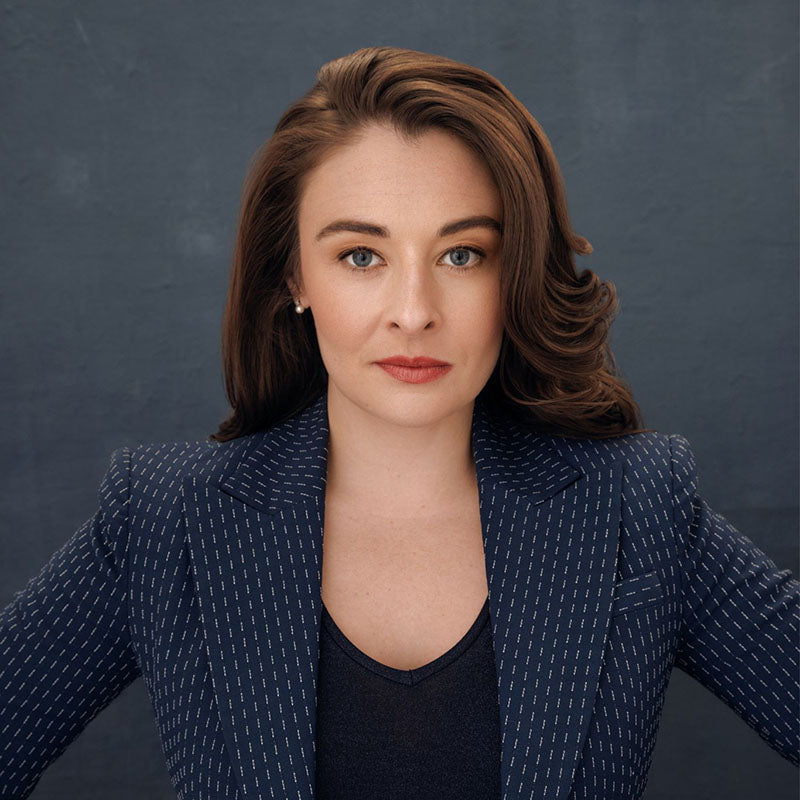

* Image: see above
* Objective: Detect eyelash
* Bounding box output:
[336,244,486,274]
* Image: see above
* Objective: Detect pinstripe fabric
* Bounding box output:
[1,388,797,799]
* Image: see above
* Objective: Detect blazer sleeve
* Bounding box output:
[669,433,800,765]
[0,446,142,799]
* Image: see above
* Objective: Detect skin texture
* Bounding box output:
[291,121,504,518]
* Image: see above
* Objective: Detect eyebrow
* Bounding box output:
[315,214,503,241]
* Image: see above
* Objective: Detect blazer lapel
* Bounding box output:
[181,389,624,800]
[474,410,625,799]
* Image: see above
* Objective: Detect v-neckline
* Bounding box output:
[320,596,490,686]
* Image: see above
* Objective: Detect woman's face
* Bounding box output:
[293,121,504,426]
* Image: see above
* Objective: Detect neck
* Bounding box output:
[324,385,478,518]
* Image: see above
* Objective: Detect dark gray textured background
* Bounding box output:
[1,2,797,798]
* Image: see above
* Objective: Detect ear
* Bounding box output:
[286,278,301,300]
[286,258,310,308]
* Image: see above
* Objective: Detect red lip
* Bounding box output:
[375,355,451,367]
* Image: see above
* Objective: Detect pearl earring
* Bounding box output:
[294,301,304,314]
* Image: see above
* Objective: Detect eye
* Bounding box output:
[339,247,379,271]
[442,246,485,270]
[337,245,486,273]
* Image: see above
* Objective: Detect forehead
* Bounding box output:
[298,123,501,224]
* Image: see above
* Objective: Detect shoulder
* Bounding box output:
[541,429,671,470]
[119,433,260,508]
[541,429,697,494]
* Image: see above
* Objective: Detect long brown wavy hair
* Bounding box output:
[210,46,653,443]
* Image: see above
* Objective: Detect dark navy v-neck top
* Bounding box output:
[314,596,502,799]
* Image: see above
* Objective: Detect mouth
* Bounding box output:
[375,356,451,367]
[375,361,453,384]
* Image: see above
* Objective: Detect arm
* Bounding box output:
[669,433,799,765]
[0,446,142,798]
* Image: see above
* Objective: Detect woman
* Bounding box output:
[1,46,797,800]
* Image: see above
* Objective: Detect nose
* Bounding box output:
[385,260,441,332]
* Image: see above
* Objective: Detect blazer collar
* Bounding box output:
[182,388,624,800]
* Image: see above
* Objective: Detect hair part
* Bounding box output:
[210,46,653,442]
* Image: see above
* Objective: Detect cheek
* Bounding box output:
[450,312,500,371]
[463,282,503,346]
[477,313,504,358]
[311,301,371,364]
[302,269,362,349]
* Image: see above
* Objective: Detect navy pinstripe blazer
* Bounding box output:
[1,388,798,799]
